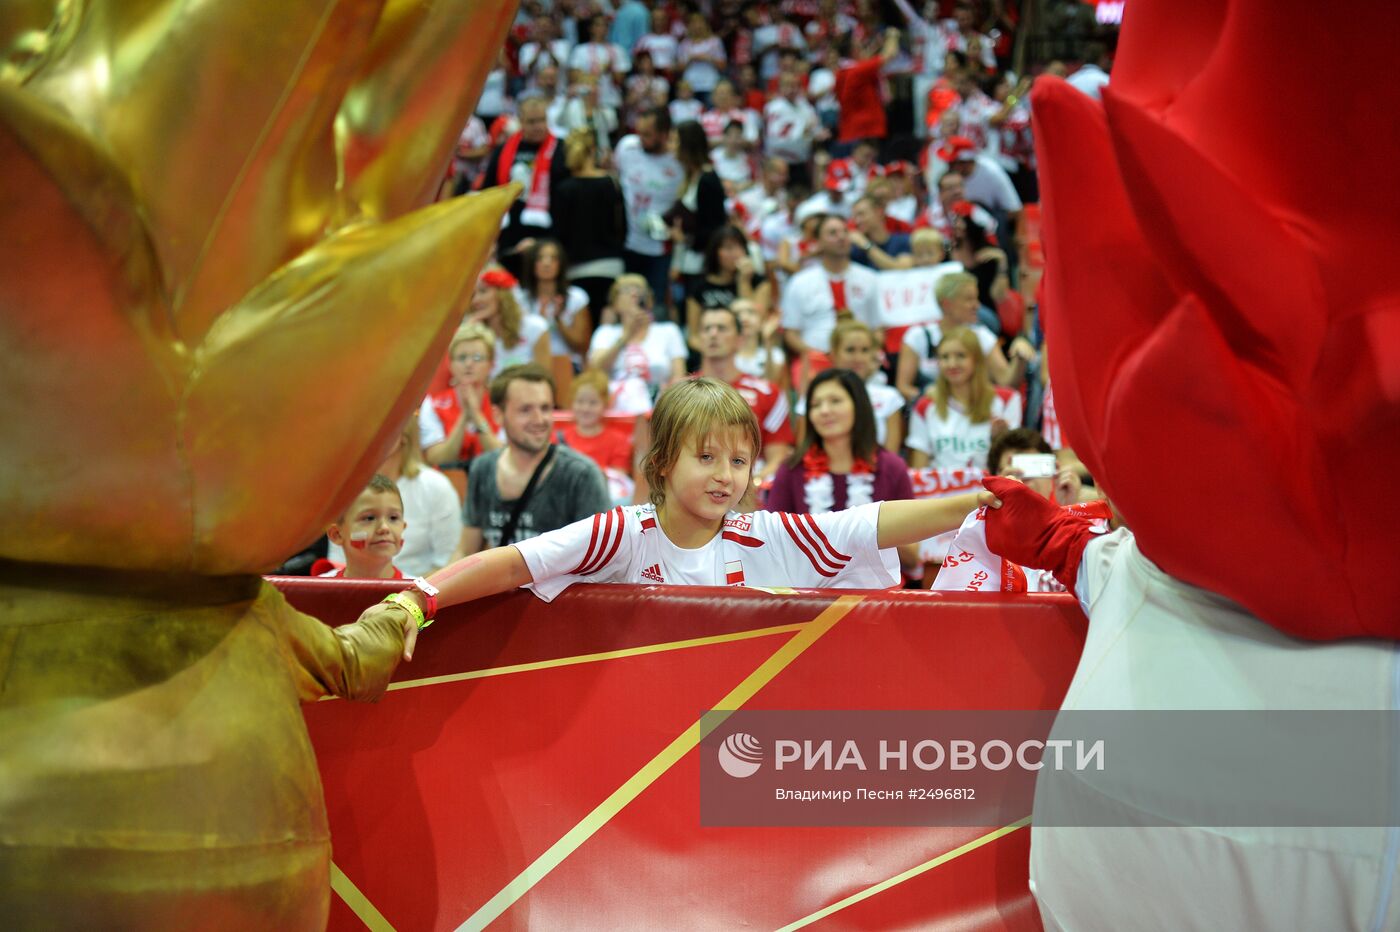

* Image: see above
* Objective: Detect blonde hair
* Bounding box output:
[564,126,596,174]
[935,270,978,305]
[492,282,525,347]
[932,327,994,423]
[830,318,876,356]
[570,368,610,405]
[608,273,653,309]
[644,379,763,512]
[450,321,496,359]
[398,415,426,480]
[911,227,943,254]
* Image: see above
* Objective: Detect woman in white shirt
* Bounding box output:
[676,12,727,103]
[569,15,629,110]
[906,326,1023,470]
[588,274,686,413]
[515,238,592,366]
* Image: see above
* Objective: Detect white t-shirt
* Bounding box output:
[1066,64,1110,101]
[614,134,684,256]
[568,42,630,108]
[964,154,1023,214]
[901,321,999,384]
[668,97,704,125]
[589,321,686,389]
[906,387,1023,470]
[520,39,573,76]
[678,36,727,93]
[490,313,550,377]
[763,96,819,163]
[793,190,851,223]
[752,23,808,80]
[780,262,882,354]
[515,502,899,601]
[712,148,754,187]
[632,32,678,71]
[516,285,591,358]
[326,468,464,578]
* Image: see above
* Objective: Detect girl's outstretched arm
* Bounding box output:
[874,489,1000,549]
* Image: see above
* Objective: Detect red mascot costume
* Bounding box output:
[987,0,1400,928]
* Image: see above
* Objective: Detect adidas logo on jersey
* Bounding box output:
[641,563,665,583]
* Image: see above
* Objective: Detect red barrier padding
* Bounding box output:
[278,578,1084,930]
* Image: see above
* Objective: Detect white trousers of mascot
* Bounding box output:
[1030,530,1400,932]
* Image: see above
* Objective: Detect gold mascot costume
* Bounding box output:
[0,1,519,926]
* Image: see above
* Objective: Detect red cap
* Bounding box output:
[934,135,979,163]
[480,267,519,289]
[884,160,916,176]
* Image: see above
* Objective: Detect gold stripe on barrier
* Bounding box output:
[330,861,396,932]
[382,622,810,691]
[455,595,865,932]
[775,816,1035,931]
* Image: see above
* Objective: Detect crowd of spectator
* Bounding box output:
[284,0,1117,584]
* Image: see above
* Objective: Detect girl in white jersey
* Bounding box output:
[370,379,996,657]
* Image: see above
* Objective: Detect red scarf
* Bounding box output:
[497,132,557,223]
[802,446,874,479]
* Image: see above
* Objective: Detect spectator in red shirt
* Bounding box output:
[693,305,795,480]
[560,368,635,476]
[834,28,900,151]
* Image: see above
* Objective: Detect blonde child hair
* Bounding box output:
[910,227,944,255]
[643,378,763,512]
[569,367,611,405]
[450,321,496,360]
[931,326,994,423]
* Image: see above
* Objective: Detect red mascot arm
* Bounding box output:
[981,477,1097,596]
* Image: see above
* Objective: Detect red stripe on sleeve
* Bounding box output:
[569,511,605,574]
[780,512,839,578]
[588,507,627,574]
[576,508,620,576]
[801,513,853,562]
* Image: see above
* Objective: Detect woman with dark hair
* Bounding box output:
[667,119,728,313]
[516,238,593,365]
[765,368,914,516]
[683,224,771,348]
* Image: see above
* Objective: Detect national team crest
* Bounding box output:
[725,560,745,586]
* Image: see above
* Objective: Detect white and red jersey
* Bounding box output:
[1039,381,1062,450]
[614,133,684,257]
[825,157,884,197]
[907,387,1023,470]
[514,502,899,601]
[780,261,882,354]
[730,373,796,449]
[700,106,761,145]
[762,95,819,164]
[632,32,679,72]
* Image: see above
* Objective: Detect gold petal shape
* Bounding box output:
[0,83,191,571]
[183,184,518,574]
[336,0,518,222]
[23,0,387,344]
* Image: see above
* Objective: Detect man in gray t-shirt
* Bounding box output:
[452,364,610,557]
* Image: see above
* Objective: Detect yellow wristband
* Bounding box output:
[383,592,431,630]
